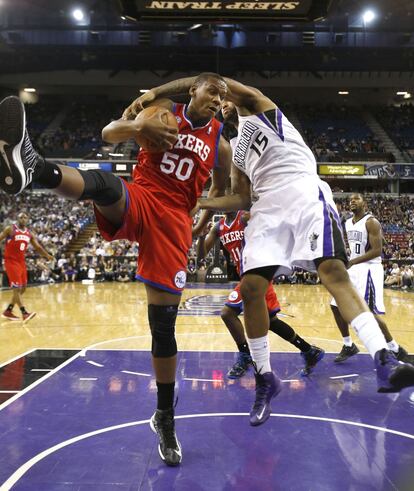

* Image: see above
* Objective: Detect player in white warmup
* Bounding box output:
[128,78,414,427]
[331,193,409,363]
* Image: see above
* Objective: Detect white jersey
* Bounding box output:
[230,108,317,195]
[345,214,381,264]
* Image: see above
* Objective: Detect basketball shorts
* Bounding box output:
[5,260,27,288]
[95,181,192,294]
[241,175,347,276]
[331,262,385,314]
[225,282,281,316]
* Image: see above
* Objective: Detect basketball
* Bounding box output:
[135,105,178,152]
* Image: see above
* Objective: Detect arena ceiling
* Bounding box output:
[0,1,413,77]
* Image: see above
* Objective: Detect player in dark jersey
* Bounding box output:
[197,210,324,378]
[0,212,53,322]
[0,73,232,466]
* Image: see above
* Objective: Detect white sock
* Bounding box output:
[343,336,353,347]
[387,340,399,352]
[350,312,387,358]
[247,335,272,374]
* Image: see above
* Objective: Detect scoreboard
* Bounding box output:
[118,0,332,21]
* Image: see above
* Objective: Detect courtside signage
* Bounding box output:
[318,165,365,176]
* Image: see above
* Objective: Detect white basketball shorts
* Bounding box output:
[331,262,385,314]
[240,175,347,276]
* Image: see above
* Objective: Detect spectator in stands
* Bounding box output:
[400,265,413,290]
[384,263,401,287]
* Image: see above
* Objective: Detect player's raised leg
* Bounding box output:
[0,96,127,229]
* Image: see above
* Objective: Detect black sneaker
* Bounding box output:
[150,408,182,466]
[394,346,410,363]
[250,371,282,426]
[227,352,253,379]
[300,345,325,376]
[334,343,360,363]
[375,348,414,393]
[0,96,40,194]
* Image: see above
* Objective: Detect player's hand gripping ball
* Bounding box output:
[135,106,178,152]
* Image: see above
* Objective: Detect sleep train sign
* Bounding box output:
[119,0,332,20]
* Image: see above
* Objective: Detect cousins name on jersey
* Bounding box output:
[233,121,259,169]
[173,133,211,161]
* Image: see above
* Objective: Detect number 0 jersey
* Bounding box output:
[133,103,223,212]
[4,224,32,263]
[217,211,246,275]
[230,108,317,197]
[345,213,381,264]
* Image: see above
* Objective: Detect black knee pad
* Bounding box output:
[148,304,178,358]
[79,169,123,206]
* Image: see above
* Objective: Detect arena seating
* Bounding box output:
[298,104,387,162]
[374,104,414,154]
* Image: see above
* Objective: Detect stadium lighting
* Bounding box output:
[396,91,408,95]
[188,24,203,31]
[362,10,376,24]
[338,91,349,95]
[403,93,412,99]
[72,8,84,21]
[23,88,36,93]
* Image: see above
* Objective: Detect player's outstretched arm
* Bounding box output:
[223,78,276,115]
[136,78,197,110]
[122,78,196,119]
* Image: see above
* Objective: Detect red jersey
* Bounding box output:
[132,103,223,211]
[4,224,32,263]
[217,211,246,275]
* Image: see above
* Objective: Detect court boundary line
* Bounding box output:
[1,412,413,490]
[79,334,370,356]
[0,351,81,412]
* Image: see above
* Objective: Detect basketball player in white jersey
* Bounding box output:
[331,193,409,363]
[129,78,414,427]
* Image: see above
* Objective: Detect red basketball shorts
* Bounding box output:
[225,282,281,316]
[95,181,192,294]
[5,260,28,288]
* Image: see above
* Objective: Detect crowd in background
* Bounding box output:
[1,191,413,290]
[374,103,414,152]
[22,98,414,161]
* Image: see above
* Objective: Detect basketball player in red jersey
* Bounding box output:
[197,210,324,378]
[0,73,232,466]
[0,212,53,322]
